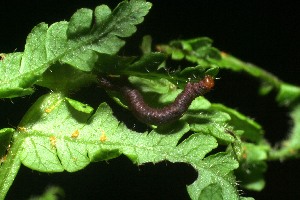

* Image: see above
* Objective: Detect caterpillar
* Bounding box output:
[98,75,214,125]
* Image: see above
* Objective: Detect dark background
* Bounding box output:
[1,0,300,199]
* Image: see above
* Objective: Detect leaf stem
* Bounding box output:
[0,132,24,199]
[216,53,282,89]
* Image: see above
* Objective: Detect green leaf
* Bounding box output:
[158,37,288,104]
[36,63,96,92]
[18,22,48,88]
[187,152,239,200]
[140,35,152,54]
[211,104,264,143]
[177,65,206,80]
[94,5,111,27]
[49,0,152,71]
[187,102,260,145]
[0,128,14,158]
[0,0,152,98]
[65,97,94,114]
[240,198,255,200]
[0,22,49,98]
[287,104,300,150]
[67,8,93,38]
[127,75,213,111]
[95,52,216,87]
[128,52,167,73]
[198,183,223,200]
[169,37,222,61]
[235,143,268,191]
[0,91,226,198]
[28,186,64,200]
[95,52,167,78]
[94,53,137,73]
[0,137,22,199]
[270,104,300,160]
[0,53,34,98]
[1,4,277,199]
[109,0,151,37]
[276,82,300,106]
[188,109,235,144]
[96,54,215,111]
[129,75,176,95]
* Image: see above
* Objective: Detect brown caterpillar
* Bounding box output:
[98,75,214,125]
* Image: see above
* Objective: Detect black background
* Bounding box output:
[1,0,300,199]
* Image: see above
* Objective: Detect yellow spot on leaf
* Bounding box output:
[17,126,27,132]
[0,155,7,164]
[241,146,247,159]
[71,130,79,138]
[45,101,61,113]
[221,51,228,57]
[1,144,11,164]
[100,131,107,142]
[0,53,6,60]
[50,136,57,147]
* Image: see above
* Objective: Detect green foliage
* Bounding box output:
[158,36,300,191]
[158,37,300,106]
[28,186,64,200]
[0,0,152,97]
[1,0,300,199]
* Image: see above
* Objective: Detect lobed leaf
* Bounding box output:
[0,0,152,98]
[211,104,264,143]
[0,2,277,199]
[0,91,222,197]
[95,52,215,88]
[187,152,239,200]
[270,104,300,160]
[0,53,33,98]
[287,104,300,150]
[235,143,268,191]
[16,93,219,170]
[67,8,93,38]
